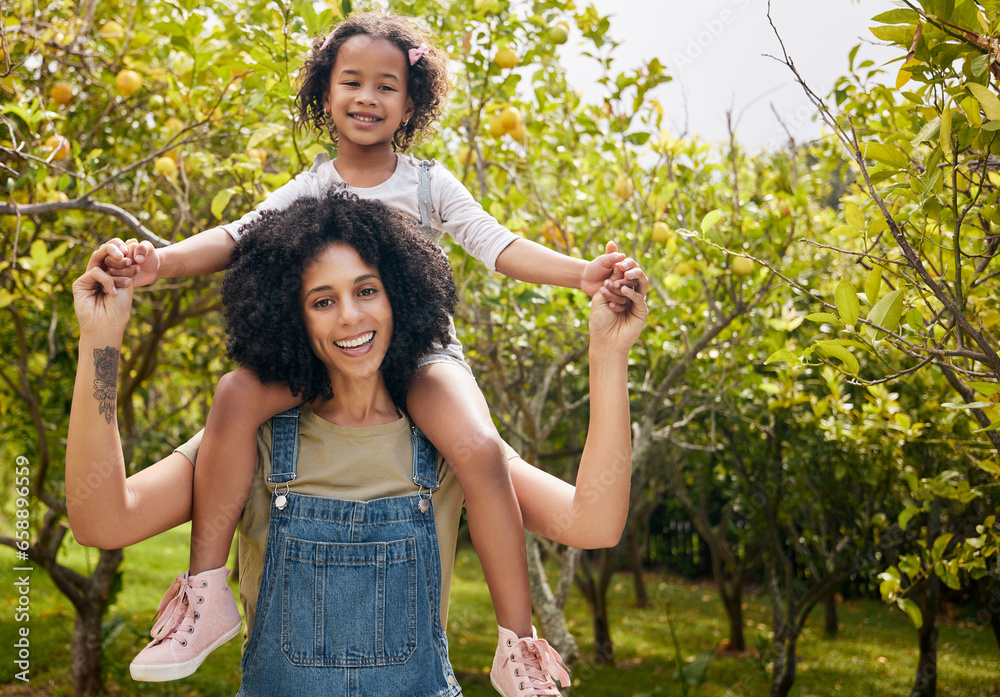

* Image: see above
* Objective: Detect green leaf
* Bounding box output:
[960,96,983,127]
[967,82,1000,120]
[865,288,905,341]
[805,312,841,324]
[897,597,923,629]
[815,341,860,374]
[830,224,861,237]
[898,505,920,531]
[869,25,914,45]
[211,188,234,219]
[899,554,921,579]
[977,458,1000,474]
[941,401,994,409]
[765,349,800,366]
[625,132,651,145]
[700,209,723,234]
[835,280,860,326]
[865,265,883,305]
[862,142,909,169]
[931,533,954,562]
[910,117,941,145]
[940,105,952,155]
[905,308,923,329]
[939,560,962,591]
[871,9,919,24]
[673,649,713,687]
[972,54,991,79]
[247,123,286,150]
[878,565,901,600]
[844,203,865,229]
[820,339,869,350]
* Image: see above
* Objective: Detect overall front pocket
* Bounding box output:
[281,536,417,667]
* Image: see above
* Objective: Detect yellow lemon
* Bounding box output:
[115,69,143,97]
[494,46,518,70]
[732,256,754,276]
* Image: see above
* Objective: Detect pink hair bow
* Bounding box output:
[319,32,335,52]
[408,42,429,66]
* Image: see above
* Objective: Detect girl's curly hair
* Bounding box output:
[222,188,458,409]
[296,10,450,152]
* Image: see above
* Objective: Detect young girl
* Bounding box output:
[108,11,643,696]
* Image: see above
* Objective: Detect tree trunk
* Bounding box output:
[32,514,123,697]
[977,578,1000,655]
[988,594,1000,656]
[590,582,614,665]
[910,499,942,697]
[526,534,580,668]
[909,574,939,697]
[721,584,746,651]
[770,630,797,697]
[823,587,839,638]
[575,548,617,665]
[624,518,649,609]
[71,604,105,696]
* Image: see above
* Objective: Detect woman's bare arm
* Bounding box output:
[510,275,647,549]
[66,248,196,548]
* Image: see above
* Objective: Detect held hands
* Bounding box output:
[580,241,644,312]
[590,259,648,355]
[72,242,138,335]
[103,238,160,287]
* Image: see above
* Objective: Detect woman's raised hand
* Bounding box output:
[72,240,137,335]
[590,247,648,355]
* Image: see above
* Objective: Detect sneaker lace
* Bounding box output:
[149,573,202,646]
[505,637,571,696]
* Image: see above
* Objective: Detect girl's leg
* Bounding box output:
[131,367,300,682]
[190,367,301,573]
[407,362,532,638]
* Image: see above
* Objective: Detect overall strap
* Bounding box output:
[410,423,440,490]
[416,160,442,242]
[268,408,300,484]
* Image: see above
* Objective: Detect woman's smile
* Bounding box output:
[334,331,375,352]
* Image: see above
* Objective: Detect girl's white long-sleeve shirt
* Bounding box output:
[220,152,519,272]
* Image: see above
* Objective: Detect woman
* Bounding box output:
[67,190,648,696]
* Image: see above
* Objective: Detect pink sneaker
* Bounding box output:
[129,567,242,682]
[490,625,570,697]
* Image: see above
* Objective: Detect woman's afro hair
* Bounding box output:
[296,10,450,152]
[222,187,458,409]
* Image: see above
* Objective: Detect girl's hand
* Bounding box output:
[73,246,136,335]
[582,241,644,312]
[105,238,160,287]
[580,241,626,297]
[590,266,648,354]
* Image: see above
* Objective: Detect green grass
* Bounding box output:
[1,526,997,696]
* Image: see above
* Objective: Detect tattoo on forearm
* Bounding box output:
[92,347,119,424]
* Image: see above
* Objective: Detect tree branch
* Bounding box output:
[0,198,171,246]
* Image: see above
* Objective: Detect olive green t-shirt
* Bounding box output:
[175,404,466,642]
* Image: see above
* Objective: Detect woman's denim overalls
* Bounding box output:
[237,408,463,696]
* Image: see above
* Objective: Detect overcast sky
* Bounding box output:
[563,0,898,150]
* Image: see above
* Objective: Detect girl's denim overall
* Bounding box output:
[237,408,463,696]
